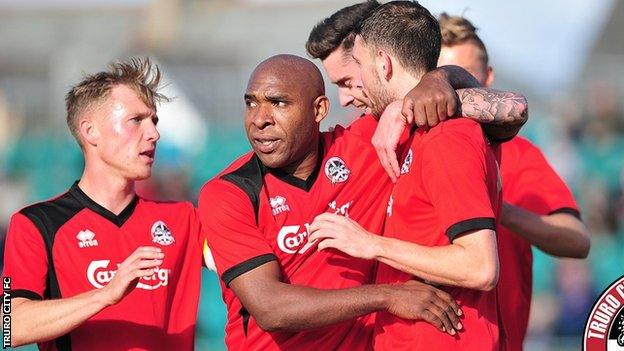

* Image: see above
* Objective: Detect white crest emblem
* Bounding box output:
[151,221,175,246]
[270,196,290,215]
[400,149,413,174]
[324,156,350,184]
[386,194,394,217]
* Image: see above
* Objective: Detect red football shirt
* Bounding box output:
[2,182,203,351]
[498,136,580,351]
[198,115,393,351]
[374,118,502,351]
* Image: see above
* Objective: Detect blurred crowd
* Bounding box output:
[0,76,623,350]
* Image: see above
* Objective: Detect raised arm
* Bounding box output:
[457,87,528,141]
[372,66,527,180]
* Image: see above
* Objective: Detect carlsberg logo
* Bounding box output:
[86,260,170,290]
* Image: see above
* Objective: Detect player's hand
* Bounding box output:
[386,280,463,336]
[309,213,378,260]
[403,68,459,129]
[98,246,164,306]
[372,100,405,183]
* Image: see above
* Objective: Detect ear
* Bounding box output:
[485,66,495,87]
[313,95,330,123]
[377,49,393,82]
[79,117,99,147]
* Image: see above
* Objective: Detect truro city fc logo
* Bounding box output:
[151,220,175,246]
[325,156,350,184]
[584,275,624,350]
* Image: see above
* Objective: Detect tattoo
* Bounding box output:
[458,88,528,125]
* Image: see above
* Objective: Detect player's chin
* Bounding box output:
[132,166,153,180]
[256,152,287,170]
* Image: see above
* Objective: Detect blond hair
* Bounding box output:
[65,57,170,147]
[438,13,489,67]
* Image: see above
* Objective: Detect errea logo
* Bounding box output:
[76,230,98,248]
[270,196,290,215]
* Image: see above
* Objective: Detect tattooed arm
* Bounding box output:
[457,88,528,141]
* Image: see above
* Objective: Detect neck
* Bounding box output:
[78,160,136,215]
[391,65,422,100]
[395,75,421,100]
[282,138,321,181]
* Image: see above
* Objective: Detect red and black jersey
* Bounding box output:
[374,118,502,351]
[2,182,203,351]
[198,115,393,351]
[498,136,580,351]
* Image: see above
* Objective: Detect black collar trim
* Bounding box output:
[265,140,324,192]
[69,181,139,227]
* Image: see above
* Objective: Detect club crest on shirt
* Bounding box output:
[401,148,413,174]
[584,275,624,351]
[325,156,350,184]
[151,220,175,246]
[270,196,290,215]
[76,229,98,248]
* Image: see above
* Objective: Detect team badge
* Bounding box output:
[584,275,624,350]
[324,156,350,184]
[151,220,175,246]
[400,149,413,174]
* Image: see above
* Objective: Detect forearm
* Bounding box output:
[457,88,528,140]
[248,283,390,332]
[502,205,590,258]
[370,235,498,290]
[8,290,109,346]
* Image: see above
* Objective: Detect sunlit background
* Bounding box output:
[1,0,623,350]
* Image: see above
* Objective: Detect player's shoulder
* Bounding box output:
[502,135,543,160]
[507,135,540,151]
[200,150,262,200]
[138,197,195,215]
[322,114,378,153]
[17,187,79,225]
[422,118,485,145]
[216,151,257,177]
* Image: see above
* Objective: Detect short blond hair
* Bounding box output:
[439,13,489,67]
[65,57,170,147]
